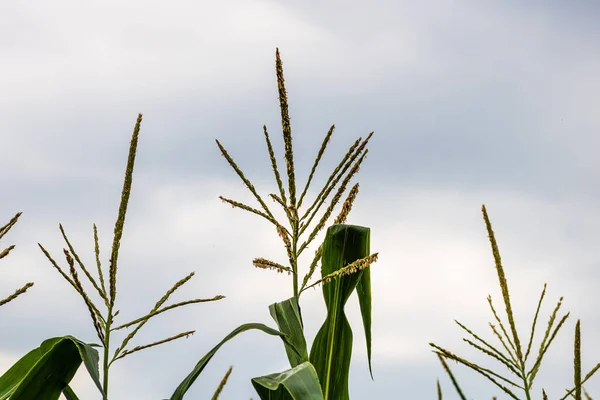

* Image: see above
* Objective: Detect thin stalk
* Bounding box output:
[292,218,300,303]
[38,114,225,399]
[102,312,113,400]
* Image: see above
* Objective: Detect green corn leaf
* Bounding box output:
[0,347,40,399]
[61,385,81,400]
[355,256,373,379]
[0,336,103,400]
[251,361,324,400]
[169,323,302,400]
[309,224,371,400]
[269,297,309,367]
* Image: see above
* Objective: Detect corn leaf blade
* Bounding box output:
[0,347,40,399]
[61,385,81,400]
[169,322,301,400]
[0,336,103,400]
[269,297,309,368]
[309,224,371,400]
[356,258,373,378]
[251,361,324,400]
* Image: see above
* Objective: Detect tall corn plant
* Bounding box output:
[1,115,255,400]
[171,48,379,399]
[33,114,234,400]
[431,205,599,400]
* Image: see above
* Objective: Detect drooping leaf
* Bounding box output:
[251,361,324,400]
[0,336,103,400]
[269,297,309,368]
[309,224,371,400]
[355,256,373,379]
[169,323,301,400]
[0,347,40,399]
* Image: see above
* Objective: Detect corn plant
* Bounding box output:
[0,212,34,307]
[431,205,599,400]
[0,115,268,400]
[169,48,379,400]
[0,48,378,399]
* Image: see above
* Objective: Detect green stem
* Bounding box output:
[102,309,114,400]
[291,219,301,324]
[292,232,299,303]
[522,374,531,400]
[518,358,531,400]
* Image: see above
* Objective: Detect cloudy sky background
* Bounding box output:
[1,1,599,399]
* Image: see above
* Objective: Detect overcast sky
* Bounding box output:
[1,1,600,399]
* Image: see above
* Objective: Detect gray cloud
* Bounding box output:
[1,0,599,399]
